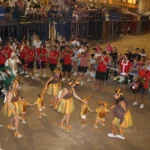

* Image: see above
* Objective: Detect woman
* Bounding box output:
[1,79,22,138]
[77,46,90,80]
[46,67,62,108]
[56,79,82,131]
[111,88,133,128]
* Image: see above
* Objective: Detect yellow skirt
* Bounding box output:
[1,101,21,117]
[57,98,75,114]
[37,100,45,111]
[46,83,60,96]
[121,110,133,128]
[113,117,121,128]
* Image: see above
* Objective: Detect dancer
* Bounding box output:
[33,87,47,118]
[108,88,132,139]
[80,95,93,127]
[46,67,62,108]
[1,79,22,138]
[19,97,33,124]
[56,79,82,131]
[93,101,109,128]
[111,87,132,128]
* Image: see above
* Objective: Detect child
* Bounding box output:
[19,97,33,124]
[87,68,96,82]
[93,101,109,128]
[33,92,46,118]
[80,95,94,127]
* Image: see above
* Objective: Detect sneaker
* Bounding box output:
[87,79,91,82]
[62,78,66,81]
[20,71,24,74]
[108,133,117,138]
[0,125,3,127]
[32,76,35,80]
[43,74,46,78]
[116,135,125,140]
[35,74,39,77]
[22,120,26,124]
[25,75,29,78]
[38,115,42,119]
[132,101,138,106]
[73,72,77,76]
[41,113,46,117]
[139,104,144,109]
[14,132,22,138]
[8,125,15,130]
[93,125,98,128]
[68,79,70,82]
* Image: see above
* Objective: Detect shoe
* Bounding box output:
[8,125,15,130]
[66,126,71,132]
[58,124,64,129]
[22,120,26,124]
[20,71,24,74]
[68,79,70,82]
[87,79,91,82]
[62,78,66,81]
[35,74,39,77]
[25,75,29,78]
[41,113,46,116]
[32,76,35,80]
[73,72,77,76]
[38,115,42,119]
[43,74,46,78]
[0,125,3,127]
[132,101,138,106]
[116,135,125,140]
[139,104,144,109]
[107,133,117,138]
[14,132,22,138]
[93,125,98,128]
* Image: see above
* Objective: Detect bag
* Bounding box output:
[59,58,64,63]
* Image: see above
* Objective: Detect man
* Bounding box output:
[132,48,141,61]
[118,53,132,88]
[49,46,59,72]
[5,52,21,76]
[95,51,109,92]
[25,46,35,79]
[72,36,80,47]
[4,41,14,59]
[132,63,150,109]
[34,36,42,76]
[61,45,73,81]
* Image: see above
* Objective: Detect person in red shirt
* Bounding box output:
[95,51,109,92]
[25,46,35,79]
[118,54,132,88]
[4,41,13,59]
[0,50,6,69]
[40,44,48,77]
[19,41,28,74]
[61,45,73,81]
[132,63,150,109]
[49,46,59,72]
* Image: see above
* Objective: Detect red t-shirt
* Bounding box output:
[119,60,132,74]
[62,51,72,65]
[97,56,109,72]
[49,50,59,64]
[27,50,35,62]
[4,47,13,58]
[138,70,150,89]
[36,48,41,57]
[20,46,28,59]
[0,51,6,64]
[40,48,47,62]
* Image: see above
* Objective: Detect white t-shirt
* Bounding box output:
[72,40,80,47]
[78,48,84,54]
[33,40,42,48]
[5,58,20,76]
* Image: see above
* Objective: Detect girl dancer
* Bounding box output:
[56,79,82,131]
[1,79,22,138]
[46,67,62,108]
